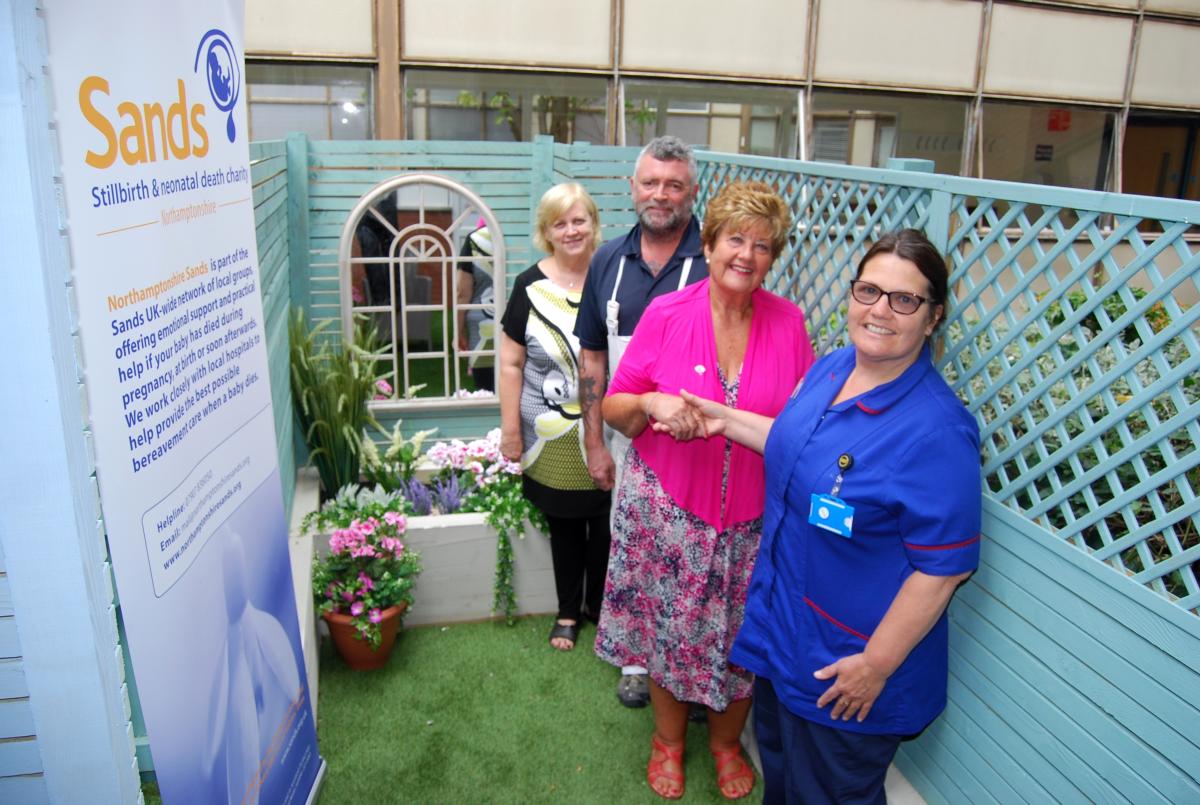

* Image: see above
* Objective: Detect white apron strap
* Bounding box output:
[676,256,694,290]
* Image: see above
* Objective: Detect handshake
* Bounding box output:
[645,388,727,441]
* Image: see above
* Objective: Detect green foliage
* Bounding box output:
[360,420,439,490]
[462,467,549,624]
[288,307,384,496]
[302,483,411,534]
[1043,286,1170,347]
[625,98,658,142]
[456,89,601,143]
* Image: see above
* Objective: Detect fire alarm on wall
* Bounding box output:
[1048,109,1072,132]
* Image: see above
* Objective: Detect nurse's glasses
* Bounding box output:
[849,280,928,315]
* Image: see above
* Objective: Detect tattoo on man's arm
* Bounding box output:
[580,376,601,411]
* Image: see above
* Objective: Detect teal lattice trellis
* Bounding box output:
[694,152,1200,616]
[944,200,1200,614]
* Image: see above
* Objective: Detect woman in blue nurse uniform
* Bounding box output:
[679,228,981,804]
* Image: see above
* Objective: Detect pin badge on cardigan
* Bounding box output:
[809,453,855,538]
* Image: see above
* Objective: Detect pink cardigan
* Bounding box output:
[608,278,815,530]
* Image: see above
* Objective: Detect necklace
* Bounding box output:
[546,257,585,289]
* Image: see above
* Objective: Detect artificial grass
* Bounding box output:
[313,614,764,804]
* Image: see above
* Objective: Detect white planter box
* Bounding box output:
[401,512,556,626]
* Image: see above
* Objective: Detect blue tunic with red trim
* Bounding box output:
[730,344,981,736]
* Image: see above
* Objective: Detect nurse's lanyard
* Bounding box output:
[809,453,855,538]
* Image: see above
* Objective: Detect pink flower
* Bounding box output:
[341,590,355,603]
[368,608,383,623]
[376,378,393,396]
[352,285,366,304]
[358,572,375,591]
[383,511,407,531]
[352,517,378,536]
[350,601,365,617]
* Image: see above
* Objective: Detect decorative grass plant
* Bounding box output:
[288,307,383,497]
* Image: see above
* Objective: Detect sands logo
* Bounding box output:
[79,28,241,169]
[194,29,240,144]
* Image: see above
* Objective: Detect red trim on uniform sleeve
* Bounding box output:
[804,597,870,641]
[903,533,981,551]
[856,400,884,415]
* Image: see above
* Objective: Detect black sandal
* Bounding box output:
[548,621,579,651]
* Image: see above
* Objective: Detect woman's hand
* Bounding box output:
[812,570,971,724]
[585,443,615,490]
[499,428,522,463]
[813,653,889,723]
[646,392,704,441]
[677,389,731,438]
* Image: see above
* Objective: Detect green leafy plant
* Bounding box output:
[360,420,439,490]
[456,89,601,143]
[1042,286,1170,348]
[625,98,658,143]
[288,307,384,496]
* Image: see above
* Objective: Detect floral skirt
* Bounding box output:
[594,447,761,710]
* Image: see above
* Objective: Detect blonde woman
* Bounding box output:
[498,183,610,651]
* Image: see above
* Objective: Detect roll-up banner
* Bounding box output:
[43,2,323,802]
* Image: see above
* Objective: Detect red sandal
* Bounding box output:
[711,744,755,800]
[647,733,685,800]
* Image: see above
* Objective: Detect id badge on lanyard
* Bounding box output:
[808,453,855,538]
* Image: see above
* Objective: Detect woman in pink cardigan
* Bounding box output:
[596,181,815,800]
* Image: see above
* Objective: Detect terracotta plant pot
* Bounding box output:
[323,603,407,671]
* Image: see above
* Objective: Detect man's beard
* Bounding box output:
[637,202,690,235]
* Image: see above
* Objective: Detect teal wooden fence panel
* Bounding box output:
[271,137,1199,802]
[0,541,44,800]
[249,140,296,518]
[901,501,1200,805]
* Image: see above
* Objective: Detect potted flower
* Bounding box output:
[308,486,421,670]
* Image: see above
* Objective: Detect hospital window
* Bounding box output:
[246,63,373,141]
[404,69,608,144]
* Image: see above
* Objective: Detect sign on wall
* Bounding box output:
[43,3,322,803]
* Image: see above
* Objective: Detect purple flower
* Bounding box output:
[405,478,433,516]
[433,474,463,514]
[350,601,365,617]
[358,572,375,591]
[368,608,383,623]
